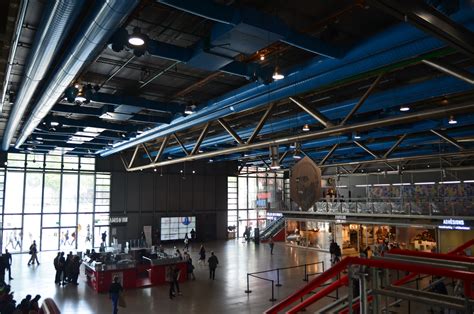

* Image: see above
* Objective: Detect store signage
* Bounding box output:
[335,215,346,223]
[110,217,128,224]
[439,219,470,230]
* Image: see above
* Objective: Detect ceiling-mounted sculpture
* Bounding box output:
[290,156,322,211]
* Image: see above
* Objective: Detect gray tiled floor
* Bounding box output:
[8,240,331,314]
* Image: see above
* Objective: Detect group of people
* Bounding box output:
[53,252,81,286]
[0,284,42,314]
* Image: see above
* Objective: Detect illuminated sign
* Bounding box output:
[439,219,470,230]
[109,217,128,224]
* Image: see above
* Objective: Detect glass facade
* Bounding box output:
[227,167,284,237]
[0,153,110,252]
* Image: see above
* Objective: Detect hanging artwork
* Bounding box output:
[290,156,322,211]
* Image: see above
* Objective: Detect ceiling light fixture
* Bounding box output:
[353,132,361,139]
[128,27,145,46]
[302,124,310,132]
[400,105,410,112]
[260,55,265,61]
[184,105,195,115]
[272,66,284,80]
[50,121,59,127]
[448,115,457,124]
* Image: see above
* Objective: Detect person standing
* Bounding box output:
[53,253,61,284]
[102,231,107,246]
[208,251,219,280]
[198,245,206,265]
[58,252,66,285]
[70,255,81,285]
[186,254,196,280]
[4,249,12,280]
[190,229,196,241]
[184,236,189,251]
[109,276,123,314]
[27,240,40,266]
[269,238,275,255]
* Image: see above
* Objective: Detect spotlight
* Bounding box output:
[128,27,145,46]
[184,105,195,115]
[260,55,265,61]
[272,66,284,80]
[400,105,410,112]
[448,115,457,124]
[302,124,310,132]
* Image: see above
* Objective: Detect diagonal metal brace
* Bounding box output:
[383,134,407,158]
[430,129,464,150]
[172,133,189,156]
[191,122,211,155]
[154,135,170,162]
[289,96,334,128]
[128,145,140,169]
[218,118,244,144]
[319,143,339,165]
[340,73,384,126]
[247,103,275,144]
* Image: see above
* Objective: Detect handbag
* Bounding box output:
[118,294,127,308]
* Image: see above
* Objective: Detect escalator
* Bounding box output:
[259,216,285,242]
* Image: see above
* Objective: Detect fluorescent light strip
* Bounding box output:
[414,182,435,185]
[392,183,411,186]
[439,181,461,184]
[336,185,347,188]
[463,180,474,183]
[373,184,390,187]
[355,184,372,187]
[84,127,105,133]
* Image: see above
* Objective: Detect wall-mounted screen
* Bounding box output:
[160,216,196,241]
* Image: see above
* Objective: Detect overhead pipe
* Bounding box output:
[102,7,474,157]
[14,0,140,149]
[1,0,28,111]
[151,72,474,157]
[2,0,85,150]
[127,101,474,171]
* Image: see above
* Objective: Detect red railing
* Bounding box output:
[265,239,474,314]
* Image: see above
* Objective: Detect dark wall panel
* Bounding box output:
[203,176,216,210]
[192,176,204,209]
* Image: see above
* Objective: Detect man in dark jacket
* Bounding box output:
[4,249,12,280]
[208,251,219,280]
[53,253,61,284]
[58,252,66,285]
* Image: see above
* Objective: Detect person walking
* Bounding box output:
[109,276,123,314]
[4,249,12,280]
[269,238,275,255]
[184,233,189,250]
[190,229,196,241]
[53,253,61,284]
[198,245,206,265]
[186,254,196,280]
[168,265,181,299]
[207,251,219,280]
[27,240,40,266]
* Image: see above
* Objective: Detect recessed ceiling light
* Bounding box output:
[400,105,410,112]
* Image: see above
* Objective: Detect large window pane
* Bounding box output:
[60,227,77,249]
[2,229,22,252]
[23,215,41,252]
[24,172,43,213]
[61,214,77,227]
[94,226,109,248]
[44,173,60,213]
[78,214,93,251]
[238,177,247,209]
[3,215,22,229]
[5,171,24,213]
[41,228,59,251]
[61,174,78,212]
[79,175,94,212]
[42,214,60,228]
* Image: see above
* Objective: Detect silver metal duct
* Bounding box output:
[2,0,84,150]
[127,101,474,171]
[0,0,28,111]
[14,0,140,149]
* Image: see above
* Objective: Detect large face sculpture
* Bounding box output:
[290,156,322,211]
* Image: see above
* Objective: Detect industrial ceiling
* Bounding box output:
[1,0,474,173]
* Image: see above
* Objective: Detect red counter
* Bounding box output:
[84,262,187,293]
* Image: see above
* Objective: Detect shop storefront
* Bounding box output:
[285,218,438,255]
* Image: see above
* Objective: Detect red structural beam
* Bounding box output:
[448,239,474,255]
[286,275,349,314]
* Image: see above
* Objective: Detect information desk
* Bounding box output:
[84,261,187,293]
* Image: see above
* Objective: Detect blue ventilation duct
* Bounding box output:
[13,0,140,149]
[100,3,474,157]
[1,0,85,150]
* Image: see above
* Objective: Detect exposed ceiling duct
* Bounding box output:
[12,0,140,149]
[1,0,85,150]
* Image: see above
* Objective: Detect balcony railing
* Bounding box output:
[281,197,474,217]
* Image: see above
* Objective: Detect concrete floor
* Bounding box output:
[8,240,333,314]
